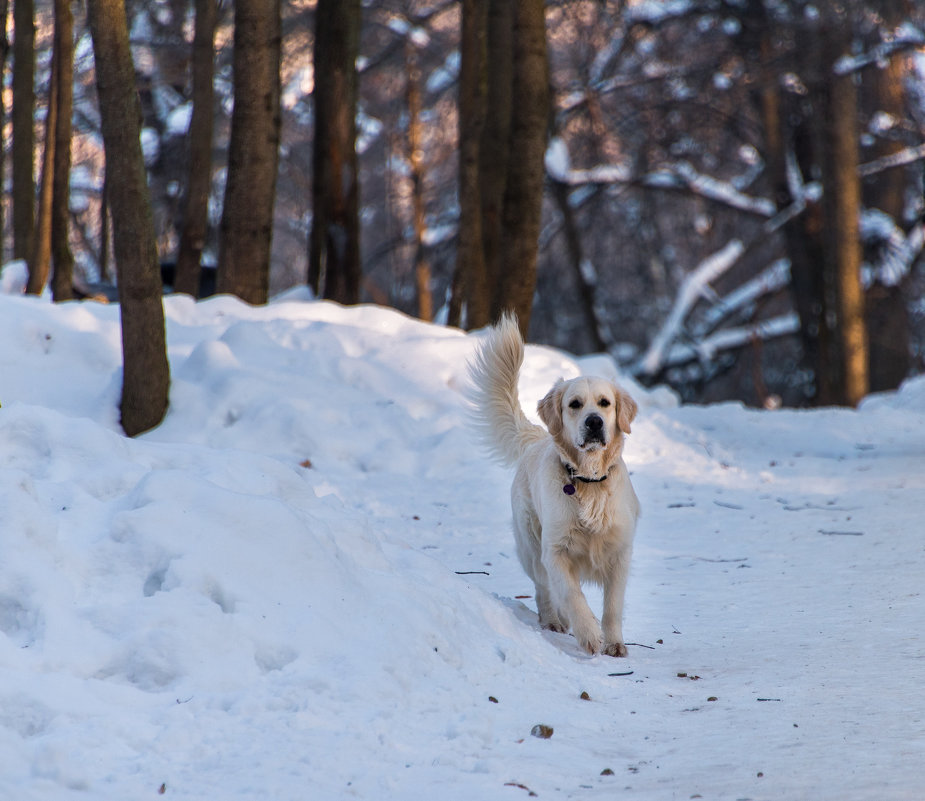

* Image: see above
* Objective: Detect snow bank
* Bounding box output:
[1,293,923,799]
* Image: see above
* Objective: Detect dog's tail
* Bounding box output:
[467,313,546,467]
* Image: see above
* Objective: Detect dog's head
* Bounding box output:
[537,376,637,475]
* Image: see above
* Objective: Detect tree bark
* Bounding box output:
[0,0,9,253]
[87,0,170,436]
[406,44,432,322]
[175,0,217,298]
[217,0,281,305]
[27,44,56,295]
[309,0,361,304]
[823,42,867,406]
[12,0,35,261]
[476,0,513,329]
[450,0,487,328]
[50,0,75,302]
[494,0,548,337]
[860,0,911,392]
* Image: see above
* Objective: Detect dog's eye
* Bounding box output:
[568,399,582,410]
[598,397,611,408]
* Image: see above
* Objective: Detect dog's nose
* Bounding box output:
[585,414,603,432]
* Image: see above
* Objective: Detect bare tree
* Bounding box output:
[452,0,548,337]
[217,0,282,305]
[27,43,55,295]
[50,0,75,301]
[309,0,361,304]
[0,0,9,253]
[494,0,548,336]
[87,0,170,436]
[12,0,35,261]
[175,0,218,298]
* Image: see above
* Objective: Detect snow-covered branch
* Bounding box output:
[635,239,745,377]
[545,138,775,218]
[858,143,925,178]
[660,313,801,370]
[860,211,925,288]
[833,24,925,76]
[694,259,791,338]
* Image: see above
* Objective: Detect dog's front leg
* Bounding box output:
[544,543,601,654]
[601,545,632,657]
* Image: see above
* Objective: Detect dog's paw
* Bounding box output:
[572,619,603,655]
[539,615,568,634]
[603,640,628,658]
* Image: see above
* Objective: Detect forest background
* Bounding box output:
[2,0,924,435]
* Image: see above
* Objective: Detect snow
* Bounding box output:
[1,292,924,800]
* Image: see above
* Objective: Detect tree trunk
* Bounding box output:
[406,43,432,322]
[12,0,35,261]
[494,0,548,337]
[27,44,56,295]
[175,0,217,298]
[217,0,281,305]
[87,0,170,436]
[823,41,867,406]
[860,0,911,392]
[309,0,361,304]
[476,0,513,329]
[0,0,10,254]
[50,0,75,302]
[450,0,487,329]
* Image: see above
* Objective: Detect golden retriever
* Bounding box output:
[468,314,640,656]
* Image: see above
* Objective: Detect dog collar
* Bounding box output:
[562,462,609,495]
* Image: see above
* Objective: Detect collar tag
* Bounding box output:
[563,483,576,495]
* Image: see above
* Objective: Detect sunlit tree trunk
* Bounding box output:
[175,0,217,298]
[27,45,55,295]
[823,40,867,407]
[87,0,170,436]
[217,0,281,305]
[0,0,9,253]
[309,0,360,304]
[406,43,432,322]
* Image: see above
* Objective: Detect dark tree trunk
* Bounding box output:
[860,0,912,392]
[87,0,170,436]
[0,0,9,254]
[175,0,217,298]
[309,0,361,304]
[494,0,548,337]
[12,0,35,261]
[477,0,513,329]
[217,0,281,305]
[51,0,75,302]
[450,0,487,328]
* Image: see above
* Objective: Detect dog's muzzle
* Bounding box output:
[581,413,606,446]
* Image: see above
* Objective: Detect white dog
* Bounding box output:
[468,314,640,656]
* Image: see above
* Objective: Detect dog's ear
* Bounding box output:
[615,387,638,434]
[537,380,565,436]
